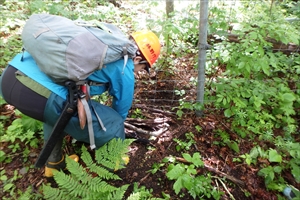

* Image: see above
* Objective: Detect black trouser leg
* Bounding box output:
[1,66,47,121]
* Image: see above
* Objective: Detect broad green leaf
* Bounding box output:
[21,114,43,132]
[231,81,239,88]
[224,108,232,117]
[182,153,192,162]
[241,90,251,98]
[176,110,183,118]
[173,177,184,194]
[261,61,270,76]
[245,158,254,165]
[258,46,264,56]
[245,63,251,74]
[192,153,204,167]
[282,93,296,102]
[182,174,193,190]
[249,32,257,40]
[222,98,227,106]
[238,61,245,69]
[289,150,300,159]
[250,147,259,159]
[0,150,6,163]
[216,96,223,103]
[291,163,300,183]
[258,166,275,182]
[296,65,300,74]
[226,141,240,153]
[268,149,282,163]
[273,166,282,173]
[4,183,14,191]
[0,175,7,181]
[234,98,247,108]
[246,47,255,53]
[166,164,185,180]
[227,97,231,104]
[186,165,197,175]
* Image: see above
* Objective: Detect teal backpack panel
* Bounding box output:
[22,14,137,83]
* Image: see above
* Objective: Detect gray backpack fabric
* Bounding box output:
[21,14,137,83]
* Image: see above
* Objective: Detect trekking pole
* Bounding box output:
[34,81,79,168]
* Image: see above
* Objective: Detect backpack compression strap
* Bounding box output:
[85,83,107,132]
[78,83,107,150]
[80,97,97,150]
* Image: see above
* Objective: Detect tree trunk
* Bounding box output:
[165,0,174,55]
[166,0,174,18]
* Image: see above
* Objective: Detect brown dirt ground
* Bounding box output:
[1,57,299,199]
[0,108,284,200]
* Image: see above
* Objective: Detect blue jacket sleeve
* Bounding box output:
[87,59,135,120]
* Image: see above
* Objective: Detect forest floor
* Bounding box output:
[1,55,298,200]
[0,100,283,200]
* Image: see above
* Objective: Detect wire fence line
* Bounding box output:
[1,1,298,117]
[131,0,299,117]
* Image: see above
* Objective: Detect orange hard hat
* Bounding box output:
[131,30,160,67]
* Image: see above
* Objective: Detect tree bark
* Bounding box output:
[166,0,174,18]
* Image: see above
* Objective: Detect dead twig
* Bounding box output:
[208,34,299,55]
[132,104,176,116]
[126,117,172,126]
[175,157,245,187]
[138,173,151,185]
[214,176,236,200]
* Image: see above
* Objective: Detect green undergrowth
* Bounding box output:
[0,0,299,199]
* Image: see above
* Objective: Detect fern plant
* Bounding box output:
[43,138,134,200]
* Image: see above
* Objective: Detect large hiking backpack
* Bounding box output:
[21,14,138,150]
[21,14,137,83]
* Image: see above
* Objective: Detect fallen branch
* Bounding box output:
[126,117,172,126]
[175,157,245,187]
[214,176,236,200]
[208,34,300,55]
[139,173,151,185]
[124,122,169,137]
[132,104,176,116]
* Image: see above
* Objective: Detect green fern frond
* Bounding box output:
[84,175,117,193]
[43,184,74,200]
[80,145,94,166]
[43,139,135,199]
[65,156,92,184]
[81,145,121,180]
[17,191,31,200]
[127,193,164,200]
[95,138,134,170]
[108,184,130,200]
[66,153,119,190]
[53,170,91,198]
[89,162,121,180]
[127,192,141,200]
